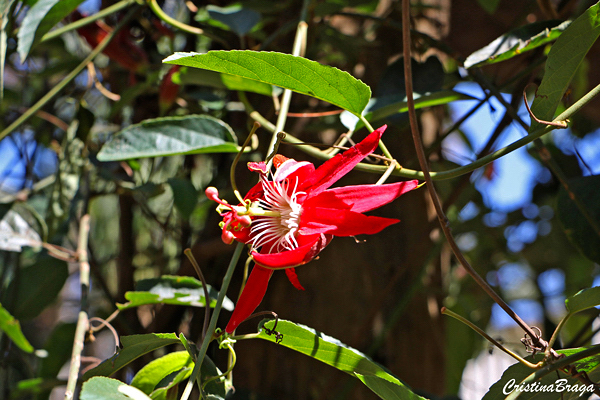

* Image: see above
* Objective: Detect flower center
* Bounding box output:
[250,176,304,253]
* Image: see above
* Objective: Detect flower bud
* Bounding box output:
[205,187,220,202]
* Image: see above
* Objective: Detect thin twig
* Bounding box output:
[184,249,211,342]
[64,215,91,400]
[523,86,568,128]
[442,308,541,369]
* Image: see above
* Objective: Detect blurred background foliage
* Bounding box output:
[2,0,600,399]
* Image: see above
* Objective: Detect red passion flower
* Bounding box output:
[206,125,419,333]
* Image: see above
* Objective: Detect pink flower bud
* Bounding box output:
[205,187,220,202]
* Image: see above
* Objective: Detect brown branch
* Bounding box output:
[400,0,546,350]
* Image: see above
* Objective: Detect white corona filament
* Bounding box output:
[250,176,304,253]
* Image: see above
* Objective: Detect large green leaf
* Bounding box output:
[130,351,193,396]
[117,275,234,311]
[5,256,68,320]
[341,90,474,131]
[529,2,600,132]
[464,20,570,68]
[174,67,277,96]
[97,115,240,161]
[566,286,600,314]
[163,50,371,116]
[256,319,426,400]
[483,348,600,399]
[0,302,34,353]
[17,0,85,62]
[80,377,152,400]
[557,175,600,264]
[82,334,181,381]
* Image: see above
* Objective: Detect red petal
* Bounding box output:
[244,181,264,201]
[310,180,419,213]
[252,237,320,269]
[285,268,305,290]
[248,161,268,174]
[225,265,273,333]
[301,125,386,195]
[275,160,315,183]
[300,207,399,236]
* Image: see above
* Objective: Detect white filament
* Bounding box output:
[250,176,304,253]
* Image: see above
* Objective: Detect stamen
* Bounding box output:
[250,175,304,253]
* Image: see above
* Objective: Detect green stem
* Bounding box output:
[442,308,540,369]
[266,5,309,164]
[546,313,571,355]
[358,114,394,161]
[147,0,203,35]
[244,79,600,181]
[40,0,137,43]
[180,242,244,400]
[0,5,141,142]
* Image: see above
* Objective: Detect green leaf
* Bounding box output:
[175,334,232,398]
[0,303,34,353]
[341,90,475,131]
[82,334,181,381]
[566,287,600,314]
[11,377,62,397]
[206,5,261,36]
[149,367,191,400]
[464,20,570,69]
[557,175,600,264]
[163,50,371,116]
[130,351,193,395]
[81,377,152,400]
[529,2,600,132]
[133,352,228,400]
[483,348,600,399]
[175,67,276,96]
[116,275,234,311]
[17,0,85,62]
[6,256,68,320]
[97,115,240,161]
[476,0,500,14]
[256,319,426,400]
[167,178,198,220]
